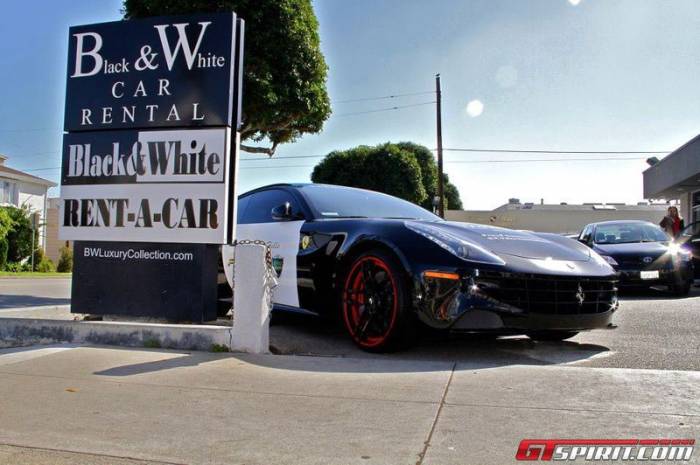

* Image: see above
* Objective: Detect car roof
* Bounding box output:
[240,183,308,196]
[241,183,382,196]
[588,220,656,227]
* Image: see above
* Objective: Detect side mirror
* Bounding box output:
[271,202,302,221]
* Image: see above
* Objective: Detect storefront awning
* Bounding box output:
[644,134,700,199]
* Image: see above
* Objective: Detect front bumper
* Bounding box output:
[415,270,618,332]
[616,264,692,287]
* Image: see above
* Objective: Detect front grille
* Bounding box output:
[618,256,670,269]
[475,271,617,315]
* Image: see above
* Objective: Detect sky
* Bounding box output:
[2,0,700,209]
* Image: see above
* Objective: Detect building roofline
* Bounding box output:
[643,133,700,175]
[0,165,57,187]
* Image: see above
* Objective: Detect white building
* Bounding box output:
[447,199,670,235]
[0,154,57,249]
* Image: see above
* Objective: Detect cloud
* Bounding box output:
[568,0,582,5]
[466,100,484,118]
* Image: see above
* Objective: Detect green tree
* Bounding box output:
[0,208,13,239]
[442,173,463,210]
[312,143,426,205]
[123,0,331,156]
[311,142,463,211]
[2,206,37,263]
[0,238,8,270]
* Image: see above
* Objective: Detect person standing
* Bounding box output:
[659,206,685,238]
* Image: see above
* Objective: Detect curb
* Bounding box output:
[0,317,232,352]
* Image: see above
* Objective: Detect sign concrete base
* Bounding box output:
[0,313,232,352]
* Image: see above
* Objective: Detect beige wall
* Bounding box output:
[446,208,668,235]
[44,199,71,264]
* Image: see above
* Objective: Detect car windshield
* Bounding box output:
[593,223,669,244]
[299,184,440,220]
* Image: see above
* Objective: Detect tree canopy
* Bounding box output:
[123,0,331,156]
[311,142,463,211]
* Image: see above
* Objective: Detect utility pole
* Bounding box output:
[435,74,445,218]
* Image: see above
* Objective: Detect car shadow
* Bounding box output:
[0,295,71,309]
[86,309,611,376]
[263,310,612,371]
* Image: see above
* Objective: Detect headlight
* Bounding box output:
[589,250,617,268]
[405,221,505,265]
[668,243,692,261]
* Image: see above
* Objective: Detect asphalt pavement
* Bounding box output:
[1,277,699,370]
[0,278,71,309]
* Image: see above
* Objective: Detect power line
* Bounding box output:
[240,154,325,160]
[23,167,60,172]
[18,156,647,174]
[445,157,647,164]
[0,127,62,133]
[335,101,436,117]
[334,90,434,104]
[241,164,314,170]
[441,148,670,154]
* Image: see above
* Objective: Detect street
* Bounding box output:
[0,277,698,464]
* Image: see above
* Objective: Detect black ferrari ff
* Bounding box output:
[577,220,693,295]
[223,184,619,351]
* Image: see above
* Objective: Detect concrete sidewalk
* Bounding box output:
[0,345,697,465]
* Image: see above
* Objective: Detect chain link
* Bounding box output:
[229,239,278,296]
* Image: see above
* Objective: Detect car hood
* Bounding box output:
[593,241,669,259]
[409,220,591,261]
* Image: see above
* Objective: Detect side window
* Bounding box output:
[240,189,300,224]
[236,195,251,224]
[579,226,591,243]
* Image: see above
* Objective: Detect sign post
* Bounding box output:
[60,12,244,321]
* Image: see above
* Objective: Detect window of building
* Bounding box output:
[692,190,700,224]
[0,180,17,205]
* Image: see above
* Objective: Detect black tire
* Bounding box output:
[527,331,579,342]
[339,249,417,352]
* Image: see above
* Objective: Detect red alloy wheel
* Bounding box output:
[342,255,399,349]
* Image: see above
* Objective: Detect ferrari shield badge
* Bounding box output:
[272,256,284,277]
[301,235,312,250]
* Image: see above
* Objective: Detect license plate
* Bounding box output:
[640,270,659,280]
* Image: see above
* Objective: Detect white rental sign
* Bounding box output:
[59,127,235,244]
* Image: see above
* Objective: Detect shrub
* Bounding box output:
[31,247,49,271]
[57,246,73,272]
[0,238,7,271]
[36,257,55,273]
[4,262,30,273]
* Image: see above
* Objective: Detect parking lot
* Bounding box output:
[0,277,698,465]
[1,277,699,371]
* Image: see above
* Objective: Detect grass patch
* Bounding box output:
[210,343,229,353]
[0,272,72,278]
[143,338,162,349]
